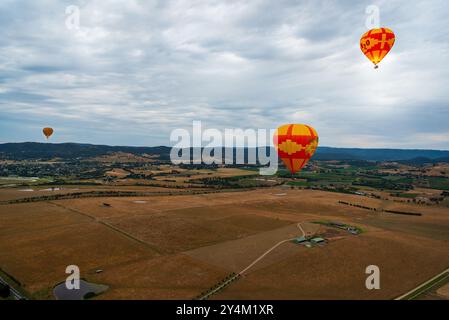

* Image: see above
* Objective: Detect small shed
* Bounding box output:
[293,236,307,244]
[310,237,325,244]
[348,227,360,235]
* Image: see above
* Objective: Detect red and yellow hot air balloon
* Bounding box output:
[273,124,319,174]
[360,27,395,68]
[42,127,54,139]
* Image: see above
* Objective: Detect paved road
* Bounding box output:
[395,267,449,300]
[239,222,306,275]
[0,276,27,300]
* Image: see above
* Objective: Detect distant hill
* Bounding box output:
[1,142,449,162]
[314,147,449,161]
[0,142,171,160]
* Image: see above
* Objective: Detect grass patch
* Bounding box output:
[392,193,419,199]
[426,177,449,191]
[287,180,309,187]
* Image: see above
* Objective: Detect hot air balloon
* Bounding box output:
[360,27,395,68]
[43,127,54,139]
[273,124,318,175]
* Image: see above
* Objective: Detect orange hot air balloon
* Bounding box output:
[43,127,54,139]
[273,124,319,175]
[360,27,395,68]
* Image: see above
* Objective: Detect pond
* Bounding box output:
[53,280,108,300]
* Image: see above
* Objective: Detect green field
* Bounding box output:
[0,177,54,186]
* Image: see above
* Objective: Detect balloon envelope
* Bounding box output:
[273,124,319,174]
[360,28,395,67]
[43,127,54,139]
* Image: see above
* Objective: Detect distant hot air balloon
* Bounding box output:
[360,27,395,68]
[273,124,318,175]
[43,127,54,139]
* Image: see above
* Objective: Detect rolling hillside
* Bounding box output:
[1,142,449,162]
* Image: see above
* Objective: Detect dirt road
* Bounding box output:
[239,222,306,275]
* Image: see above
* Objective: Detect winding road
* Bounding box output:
[197,222,308,300]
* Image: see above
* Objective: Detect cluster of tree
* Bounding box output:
[125,173,154,180]
[0,162,105,179]
[338,201,377,211]
[196,177,247,188]
[1,191,156,204]
[352,178,412,191]
[384,209,422,216]
[178,163,219,170]
[194,273,241,300]
[196,175,273,189]
[301,185,359,195]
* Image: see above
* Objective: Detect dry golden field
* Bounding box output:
[88,152,156,163]
[379,163,449,178]
[0,187,448,299]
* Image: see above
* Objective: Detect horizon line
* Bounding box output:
[1,141,449,152]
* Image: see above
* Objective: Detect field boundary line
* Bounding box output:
[48,202,165,254]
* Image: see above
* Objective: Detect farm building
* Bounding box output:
[310,237,325,244]
[348,227,360,235]
[293,236,307,244]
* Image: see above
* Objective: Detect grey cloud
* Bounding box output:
[0,0,448,149]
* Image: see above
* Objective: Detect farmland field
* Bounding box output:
[1,186,448,300]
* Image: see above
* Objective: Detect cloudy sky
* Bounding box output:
[0,0,448,149]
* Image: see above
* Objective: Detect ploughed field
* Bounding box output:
[0,187,448,299]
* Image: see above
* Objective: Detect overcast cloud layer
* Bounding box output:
[0,0,448,149]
